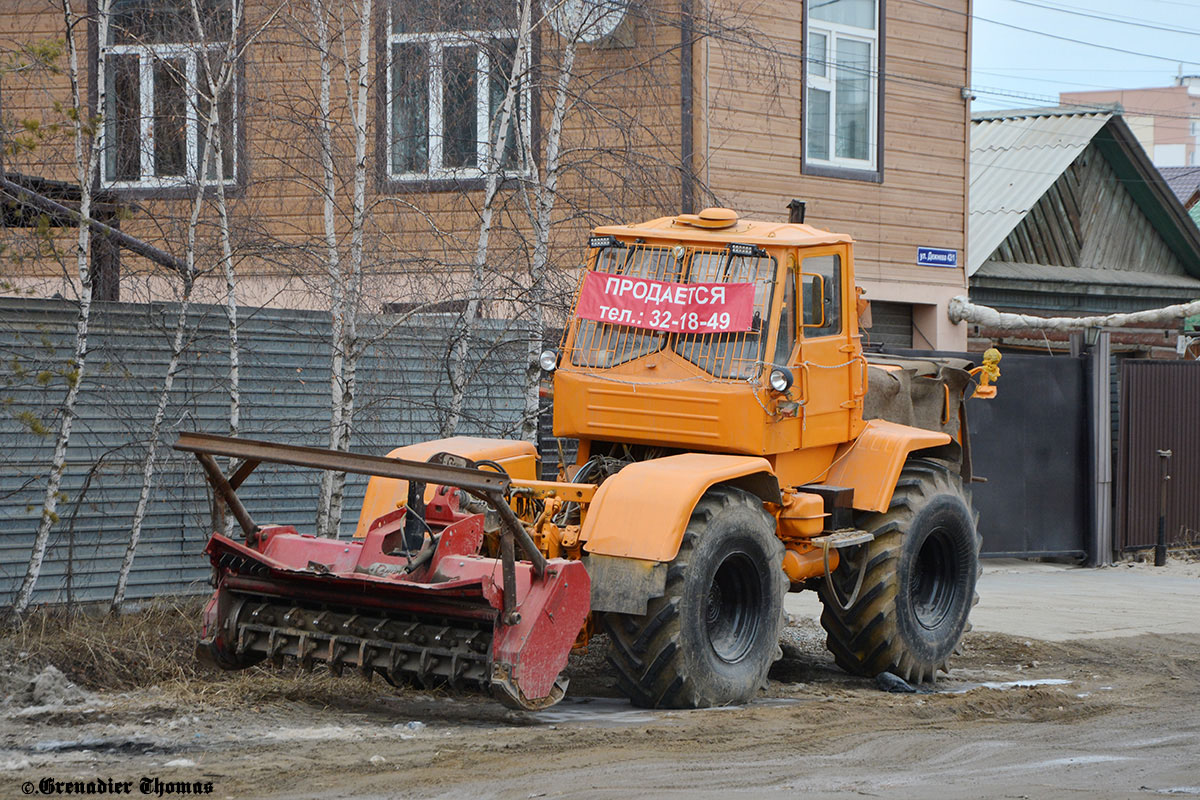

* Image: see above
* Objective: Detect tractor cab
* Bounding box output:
[551,208,866,465]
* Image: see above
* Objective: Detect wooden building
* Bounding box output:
[968,107,1200,356]
[1,0,972,348]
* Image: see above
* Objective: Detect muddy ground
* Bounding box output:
[2,599,1199,800]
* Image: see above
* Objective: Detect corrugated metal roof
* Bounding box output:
[969,108,1112,275]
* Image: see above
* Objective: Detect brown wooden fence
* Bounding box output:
[1117,360,1200,551]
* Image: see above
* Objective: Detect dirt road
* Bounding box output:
[3,560,1198,799]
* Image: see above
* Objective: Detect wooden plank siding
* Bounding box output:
[2,0,685,308]
[3,0,972,348]
[699,0,970,336]
[991,145,1189,276]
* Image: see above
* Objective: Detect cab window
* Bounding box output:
[801,254,842,337]
[773,268,796,363]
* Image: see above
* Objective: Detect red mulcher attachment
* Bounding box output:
[175,433,590,711]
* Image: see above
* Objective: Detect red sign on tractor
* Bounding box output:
[575,272,756,334]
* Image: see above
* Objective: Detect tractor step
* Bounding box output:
[811,530,875,549]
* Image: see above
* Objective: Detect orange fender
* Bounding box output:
[582,453,780,562]
[824,419,952,513]
[354,437,538,538]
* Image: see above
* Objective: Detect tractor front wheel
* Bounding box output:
[818,458,980,683]
[604,485,786,708]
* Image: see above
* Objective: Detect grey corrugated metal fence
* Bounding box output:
[0,297,536,607]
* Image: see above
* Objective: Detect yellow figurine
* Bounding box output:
[970,347,1002,398]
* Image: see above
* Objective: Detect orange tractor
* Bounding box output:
[178,206,997,710]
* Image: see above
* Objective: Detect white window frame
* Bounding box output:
[385,22,532,182]
[805,4,880,173]
[99,42,237,189]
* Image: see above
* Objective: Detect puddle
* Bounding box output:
[529,696,802,726]
[1034,754,1129,767]
[529,697,667,726]
[28,738,178,756]
[942,678,1072,694]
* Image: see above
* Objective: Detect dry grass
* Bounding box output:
[0,597,407,710]
[1,597,211,692]
[180,669,397,711]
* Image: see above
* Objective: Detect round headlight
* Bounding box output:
[539,349,559,372]
[769,367,793,393]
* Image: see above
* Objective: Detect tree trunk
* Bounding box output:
[948,295,1200,330]
[322,0,372,537]
[112,4,242,609]
[311,0,346,537]
[207,2,245,535]
[112,280,195,611]
[520,37,577,443]
[14,0,108,614]
[442,0,534,437]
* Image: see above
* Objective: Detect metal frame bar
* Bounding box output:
[195,451,256,538]
[175,432,549,626]
[176,432,511,494]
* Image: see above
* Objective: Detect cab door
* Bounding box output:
[796,245,861,447]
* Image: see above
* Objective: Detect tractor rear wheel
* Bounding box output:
[818,458,980,683]
[604,485,786,708]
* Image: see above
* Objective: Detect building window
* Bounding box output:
[804,0,880,177]
[100,0,236,188]
[386,0,529,183]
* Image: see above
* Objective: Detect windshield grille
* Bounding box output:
[566,244,777,380]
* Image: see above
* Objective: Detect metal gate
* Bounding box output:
[966,352,1090,558]
[1117,360,1200,552]
[875,346,1092,559]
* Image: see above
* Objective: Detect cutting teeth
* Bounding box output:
[227,595,493,690]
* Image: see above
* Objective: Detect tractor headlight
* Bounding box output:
[539,349,559,372]
[768,367,793,393]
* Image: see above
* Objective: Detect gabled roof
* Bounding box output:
[970,108,1110,275]
[969,108,1200,279]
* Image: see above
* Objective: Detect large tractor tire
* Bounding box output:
[818,458,980,683]
[604,485,787,708]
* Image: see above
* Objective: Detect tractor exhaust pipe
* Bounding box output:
[787,198,807,224]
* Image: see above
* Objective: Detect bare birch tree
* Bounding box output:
[440,0,536,437]
[310,0,373,537]
[111,0,251,610]
[514,3,590,442]
[14,0,110,614]
[440,0,771,440]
